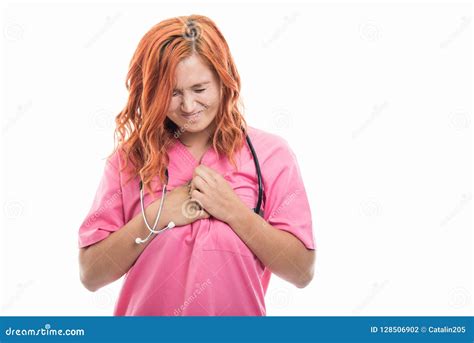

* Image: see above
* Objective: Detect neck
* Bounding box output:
[179,123,215,149]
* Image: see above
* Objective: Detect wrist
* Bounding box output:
[158,201,171,226]
[148,197,170,227]
[227,202,253,230]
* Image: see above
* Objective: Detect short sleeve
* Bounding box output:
[262,139,315,250]
[78,151,125,248]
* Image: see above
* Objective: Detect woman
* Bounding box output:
[78,14,316,316]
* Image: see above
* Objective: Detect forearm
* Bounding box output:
[79,198,168,292]
[228,207,315,288]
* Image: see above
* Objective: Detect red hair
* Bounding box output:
[112,15,247,198]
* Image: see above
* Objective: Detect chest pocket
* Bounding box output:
[201,191,261,258]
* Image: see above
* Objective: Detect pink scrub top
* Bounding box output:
[78,126,315,316]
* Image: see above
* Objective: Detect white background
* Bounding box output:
[1,1,472,316]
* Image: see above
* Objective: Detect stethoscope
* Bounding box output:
[135,134,264,244]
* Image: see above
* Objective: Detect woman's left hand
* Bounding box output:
[189,164,247,224]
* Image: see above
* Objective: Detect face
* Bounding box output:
[166,53,221,135]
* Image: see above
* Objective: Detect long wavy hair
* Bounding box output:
[112,15,247,198]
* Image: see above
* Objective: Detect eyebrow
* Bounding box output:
[173,81,211,91]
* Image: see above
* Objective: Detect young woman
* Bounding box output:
[78,14,316,316]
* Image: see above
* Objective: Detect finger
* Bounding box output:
[192,175,209,193]
[194,165,217,186]
[199,164,225,184]
[197,164,218,175]
[191,189,205,206]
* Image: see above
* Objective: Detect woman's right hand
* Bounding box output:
[160,183,210,227]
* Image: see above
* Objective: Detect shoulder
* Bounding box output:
[246,126,290,150]
[105,147,123,171]
[246,126,295,161]
[103,146,131,180]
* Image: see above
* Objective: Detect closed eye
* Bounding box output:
[172,88,207,97]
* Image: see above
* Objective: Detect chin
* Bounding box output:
[184,123,212,134]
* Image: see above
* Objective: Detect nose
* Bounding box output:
[180,94,197,114]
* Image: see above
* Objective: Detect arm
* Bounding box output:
[79,197,168,292]
[190,165,316,289]
[228,205,315,288]
[79,184,209,292]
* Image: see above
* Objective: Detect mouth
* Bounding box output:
[180,110,203,121]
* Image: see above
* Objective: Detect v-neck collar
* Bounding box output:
[175,138,215,165]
